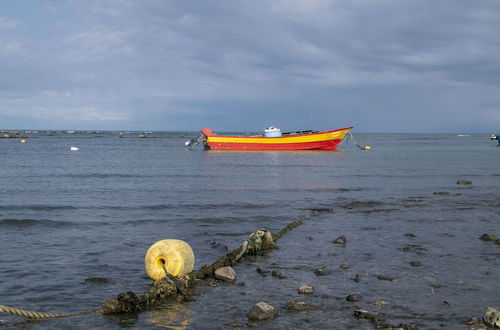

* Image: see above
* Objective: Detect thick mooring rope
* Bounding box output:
[0,304,102,319]
[0,218,306,321]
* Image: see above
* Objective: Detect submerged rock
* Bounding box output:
[333,236,347,245]
[314,266,330,276]
[340,264,350,270]
[353,274,363,282]
[271,271,287,279]
[215,266,236,282]
[457,180,472,185]
[376,275,395,281]
[84,277,109,284]
[433,191,450,195]
[410,261,422,267]
[298,284,314,294]
[285,300,319,312]
[247,302,277,321]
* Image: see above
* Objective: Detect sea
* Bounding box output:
[0,131,499,329]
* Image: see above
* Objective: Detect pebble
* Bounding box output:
[271,271,287,279]
[314,266,330,276]
[215,266,236,282]
[298,284,314,294]
[374,300,389,307]
[457,180,472,185]
[247,302,277,321]
[376,275,394,281]
[333,235,347,245]
[256,267,270,276]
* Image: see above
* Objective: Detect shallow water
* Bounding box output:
[0,131,499,329]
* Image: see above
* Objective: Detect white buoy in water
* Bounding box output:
[70,146,79,151]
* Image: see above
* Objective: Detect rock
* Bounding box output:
[468,316,488,330]
[404,233,416,237]
[374,300,389,307]
[298,284,314,294]
[376,275,394,281]
[346,294,362,302]
[433,191,450,195]
[314,266,330,276]
[483,307,500,328]
[215,266,236,282]
[410,261,422,267]
[271,271,287,279]
[354,309,379,320]
[226,322,245,328]
[333,235,347,245]
[457,180,472,185]
[247,302,277,321]
[340,264,349,270]
[353,274,363,282]
[285,300,319,312]
[480,233,498,241]
[256,267,269,276]
[496,239,500,245]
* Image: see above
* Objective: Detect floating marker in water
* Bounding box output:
[20,139,27,143]
[70,146,79,151]
[145,239,195,280]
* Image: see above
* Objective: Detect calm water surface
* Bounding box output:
[1,132,499,329]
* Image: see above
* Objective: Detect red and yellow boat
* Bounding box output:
[188,126,353,151]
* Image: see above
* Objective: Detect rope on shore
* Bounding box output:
[0,218,306,321]
[0,305,102,320]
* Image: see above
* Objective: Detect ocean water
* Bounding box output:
[0,131,499,329]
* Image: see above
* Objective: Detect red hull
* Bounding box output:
[206,139,343,150]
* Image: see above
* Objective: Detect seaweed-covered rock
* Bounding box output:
[102,292,142,314]
[285,300,319,312]
[483,307,500,328]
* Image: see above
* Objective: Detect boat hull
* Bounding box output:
[201,127,352,151]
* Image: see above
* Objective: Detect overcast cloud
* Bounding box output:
[1,0,499,132]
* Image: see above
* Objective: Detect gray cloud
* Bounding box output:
[0,0,499,131]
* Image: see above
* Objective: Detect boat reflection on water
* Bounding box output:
[147,303,192,329]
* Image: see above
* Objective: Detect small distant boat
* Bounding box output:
[491,134,500,145]
[186,126,353,151]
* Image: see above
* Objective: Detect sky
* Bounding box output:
[1,0,499,133]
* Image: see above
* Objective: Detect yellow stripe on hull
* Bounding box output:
[208,129,350,145]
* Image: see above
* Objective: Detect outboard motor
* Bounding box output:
[185,134,205,149]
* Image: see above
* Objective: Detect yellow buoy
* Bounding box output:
[145,239,195,281]
[362,146,371,150]
[20,139,27,143]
